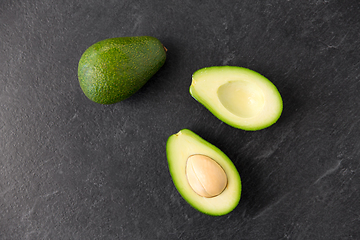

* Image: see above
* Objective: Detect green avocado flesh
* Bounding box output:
[190,66,283,131]
[166,129,241,216]
[78,36,166,104]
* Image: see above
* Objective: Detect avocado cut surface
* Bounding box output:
[166,129,241,216]
[190,66,283,131]
[78,36,166,104]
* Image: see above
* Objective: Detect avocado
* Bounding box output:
[78,36,166,104]
[190,66,283,131]
[166,129,241,216]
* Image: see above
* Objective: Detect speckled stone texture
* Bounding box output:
[0,0,360,239]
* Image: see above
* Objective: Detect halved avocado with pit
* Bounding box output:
[190,66,283,131]
[166,129,241,216]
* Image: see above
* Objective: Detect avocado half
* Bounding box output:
[190,66,283,131]
[166,129,241,216]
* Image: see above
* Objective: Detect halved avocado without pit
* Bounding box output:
[190,66,283,131]
[166,129,241,216]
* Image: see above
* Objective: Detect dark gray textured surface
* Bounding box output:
[1,0,360,239]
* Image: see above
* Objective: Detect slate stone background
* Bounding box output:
[1,0,360,239]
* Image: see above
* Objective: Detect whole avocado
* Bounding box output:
[78,36,167,104]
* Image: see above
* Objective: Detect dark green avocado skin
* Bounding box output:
[78,36,166,104]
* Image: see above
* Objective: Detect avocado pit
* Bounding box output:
[186,154,228,198]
